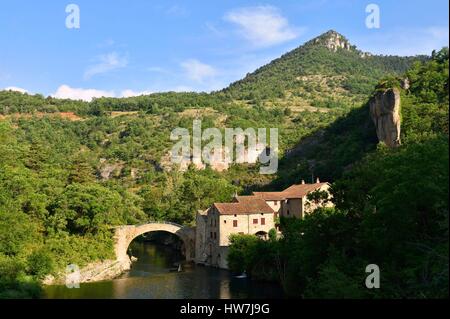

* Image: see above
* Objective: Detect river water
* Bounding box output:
[43,241,285,299]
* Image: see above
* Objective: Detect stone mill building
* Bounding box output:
[195,179,332,269]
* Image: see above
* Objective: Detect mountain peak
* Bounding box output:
[309,30,355,52]
[322,29,345,38]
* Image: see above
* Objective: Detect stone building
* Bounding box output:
[254,178,332,219]
[195,179,332,269]
[195,196,274,269]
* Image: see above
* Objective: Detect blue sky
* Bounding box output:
[0,0,448,100]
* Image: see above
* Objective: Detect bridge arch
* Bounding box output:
[114,222,195,267]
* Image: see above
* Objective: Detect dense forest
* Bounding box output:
[0,29,447,298]
[227,48,449,298]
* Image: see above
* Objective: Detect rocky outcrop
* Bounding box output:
[310,30,377,59]
[369,88,402,148]
[400,78,410,90]
[98,159,124,180]
[313,30,352,52]
[42,259,131,286]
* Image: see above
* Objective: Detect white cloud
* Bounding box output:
[180,59,218,82]
[120,89,153,98]
[52,85,156,101]
[52,85,115,102]
[3,86,28,94]
[224,6,301,47]
[84,52,128,80]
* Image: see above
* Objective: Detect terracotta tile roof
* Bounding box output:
[214,196,274,215]
[213,203,244,215]
[253,183,329,200]
[234,195,268,203]
[252,192,286,200]
[212,182,329,215]
[282,183,328,198]
[232,195,254,203]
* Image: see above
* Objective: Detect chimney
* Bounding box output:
[301,179,306,185]
[316,177,320,184]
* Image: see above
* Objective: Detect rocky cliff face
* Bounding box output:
[313,30,352,52]
[369,88,402,148]
[310,30,373,58]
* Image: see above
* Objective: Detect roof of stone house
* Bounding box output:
[252,182,329,200]
[252,192,287,200]
[212,181,329,215]
[282,182,328,199]
[213,197,274,215]
[231,195,251,203]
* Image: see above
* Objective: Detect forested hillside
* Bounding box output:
[228,48,449,298]
[222,31,425,103]
[0,31,445,298]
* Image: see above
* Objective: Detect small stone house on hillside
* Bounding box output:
[195,179,333,269]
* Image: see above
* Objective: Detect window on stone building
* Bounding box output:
[287,210,290,215]
[233,220,238,227]
[224,220,226,224]
[261,218,266,225]
[210,232,213,239]
[253,219,258,224]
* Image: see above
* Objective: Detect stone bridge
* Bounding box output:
[114,222,196,269]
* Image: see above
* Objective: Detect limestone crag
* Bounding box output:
[369,88,402,148]
[314,30,352,52]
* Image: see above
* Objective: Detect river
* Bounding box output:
[43,241,285,299]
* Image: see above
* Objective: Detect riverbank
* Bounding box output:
[43,233,185,286]
[42,259,131,286]
[43,242,285,299]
